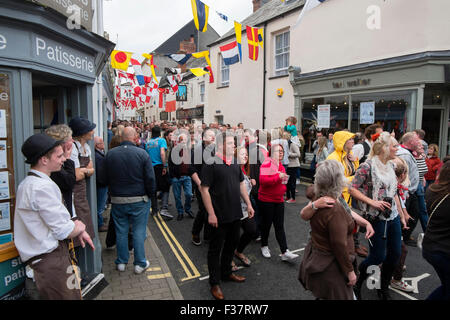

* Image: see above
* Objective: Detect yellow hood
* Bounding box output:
[333,131,356,154]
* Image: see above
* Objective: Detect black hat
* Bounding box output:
[21,133,63,165]
[69,116,96,137]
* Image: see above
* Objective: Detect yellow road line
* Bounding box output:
[156,214,201,280]
[153,214,193,279]
[147,267,161,272]
[147,272,172,280]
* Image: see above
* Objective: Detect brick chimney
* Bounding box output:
[179,34,197,54]
[253,0,262,12]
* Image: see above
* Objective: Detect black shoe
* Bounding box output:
[192,234,201,246]
[160,209,173,220]
[177,214,184,221]
[185,210,195,218]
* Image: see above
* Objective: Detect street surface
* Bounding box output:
[147,183,440,300]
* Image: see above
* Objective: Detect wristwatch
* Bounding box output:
[311,201,318,211]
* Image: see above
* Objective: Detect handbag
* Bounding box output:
[418,193,449,250]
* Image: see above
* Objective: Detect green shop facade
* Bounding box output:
[290,51,450,162]
[0,0,114,298]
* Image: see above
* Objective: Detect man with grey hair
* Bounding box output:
[397,131,421,246]
[103,127,156,274]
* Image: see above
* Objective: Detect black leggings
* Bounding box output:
[236,217,258,254]
[286,167,298,200]
[259,200,288,254]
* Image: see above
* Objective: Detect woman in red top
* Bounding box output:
[425,144,442,190]
[258,144,299,261]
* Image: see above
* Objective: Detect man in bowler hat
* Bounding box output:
[14,133,94,300]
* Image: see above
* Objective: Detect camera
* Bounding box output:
[380,197,392,219]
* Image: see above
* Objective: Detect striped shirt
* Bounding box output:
[416,157,428,182]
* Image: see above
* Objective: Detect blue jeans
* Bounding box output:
[422,249,450,300]
[171,176,192,215]
[359,216,402,278]
[416,183,428,232]
[112,200,151,267]
[96,186,108,227]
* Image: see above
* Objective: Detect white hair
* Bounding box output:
[314,160,349,199]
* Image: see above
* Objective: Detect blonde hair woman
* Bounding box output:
[350,132,403,300]
[315,136,329,166]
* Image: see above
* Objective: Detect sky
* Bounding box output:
[103,0,253,59]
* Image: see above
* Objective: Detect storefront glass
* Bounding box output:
[351,90,412,140]
[301,95,349,153]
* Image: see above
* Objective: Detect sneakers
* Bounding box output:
[261,246,271,258]
[192,234,201,246]
[116,263,126,272]
[134,260,150,274]
[255,236,261,242]
[286,199,296,204]
[390,279,414,292]
[281,249,299,261]
[160,209,173,220]
[417,233,424,249]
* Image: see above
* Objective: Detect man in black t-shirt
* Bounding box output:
[200,133,254,300]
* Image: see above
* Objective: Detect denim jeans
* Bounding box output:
[96,186,108,228]
[171,176,192,215]
[422,249,450,300]
[112,200,151,267]
[359,216,402,282]
[416,183,428,232]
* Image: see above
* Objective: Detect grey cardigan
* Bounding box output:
[288,141,301,168]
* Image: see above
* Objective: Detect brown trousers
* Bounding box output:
[29,241,82,300]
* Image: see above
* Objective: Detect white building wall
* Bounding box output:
[206,9,299,131]
[290,0,450,74]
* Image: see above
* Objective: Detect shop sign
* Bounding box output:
[0,256,26,297]
[332,78,371,89]
[360,101,375,124]
[176,106,204,120]
[33,0,93,32]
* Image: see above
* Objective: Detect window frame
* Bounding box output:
[220,54,230,87]
[274,30,290,77]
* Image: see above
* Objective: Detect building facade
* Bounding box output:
[0,0,115,293]
[289,0,450,159]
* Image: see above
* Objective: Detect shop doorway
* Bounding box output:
[422,107,444,151]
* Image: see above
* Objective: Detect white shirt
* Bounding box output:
[14,169,75,262]
[70,140,92,168]
[352,144,365,161]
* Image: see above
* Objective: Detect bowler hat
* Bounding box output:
[69,116,96,137]
[21,133,63,164]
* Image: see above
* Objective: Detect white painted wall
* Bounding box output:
[290,0,450,74]
[206,9,299,131]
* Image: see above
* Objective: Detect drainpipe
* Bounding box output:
[262,22,267,129]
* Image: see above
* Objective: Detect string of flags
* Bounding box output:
[112,0,293,112]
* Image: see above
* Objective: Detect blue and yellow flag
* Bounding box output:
[191,0,209,32]
[234,21,242,63]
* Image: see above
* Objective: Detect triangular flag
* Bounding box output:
[166,54,192,65]
[130,58,145,85]
[190,67,209,77]
[142,53,158,84]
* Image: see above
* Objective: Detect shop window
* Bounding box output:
[32,89,58,134]
[301,95,349,154]
[199,82,205,103]
[424,87,443,105]
[274,31,290,76]
[351,90,412,140]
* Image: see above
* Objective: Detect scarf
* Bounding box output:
[397,183,409,201]
[368,156,398,216]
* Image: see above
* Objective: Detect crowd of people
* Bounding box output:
[12,115,449,301]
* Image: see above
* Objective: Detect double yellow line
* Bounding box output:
[153,213,201,281]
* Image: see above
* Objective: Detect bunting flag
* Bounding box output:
[234,21,243,63]
[191,0,209,32]
[190,67,209,77]
[130,58,145,85]
[158,88,169,108]
[192,51,213,83]
[142,53,159,84]
[205,65,214,83]
[219,41,240,66]
[111,50,133,71]
[258,28,264,49]
[294,0,327,28]
[165,100,176,112]
[246,26,259,61]
[167,75,179,93]
[166,53,192,65]
[216,11,228,22]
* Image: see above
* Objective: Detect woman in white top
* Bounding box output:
[69,116,96,250]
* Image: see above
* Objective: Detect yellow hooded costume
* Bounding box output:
[326,131,359,203]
